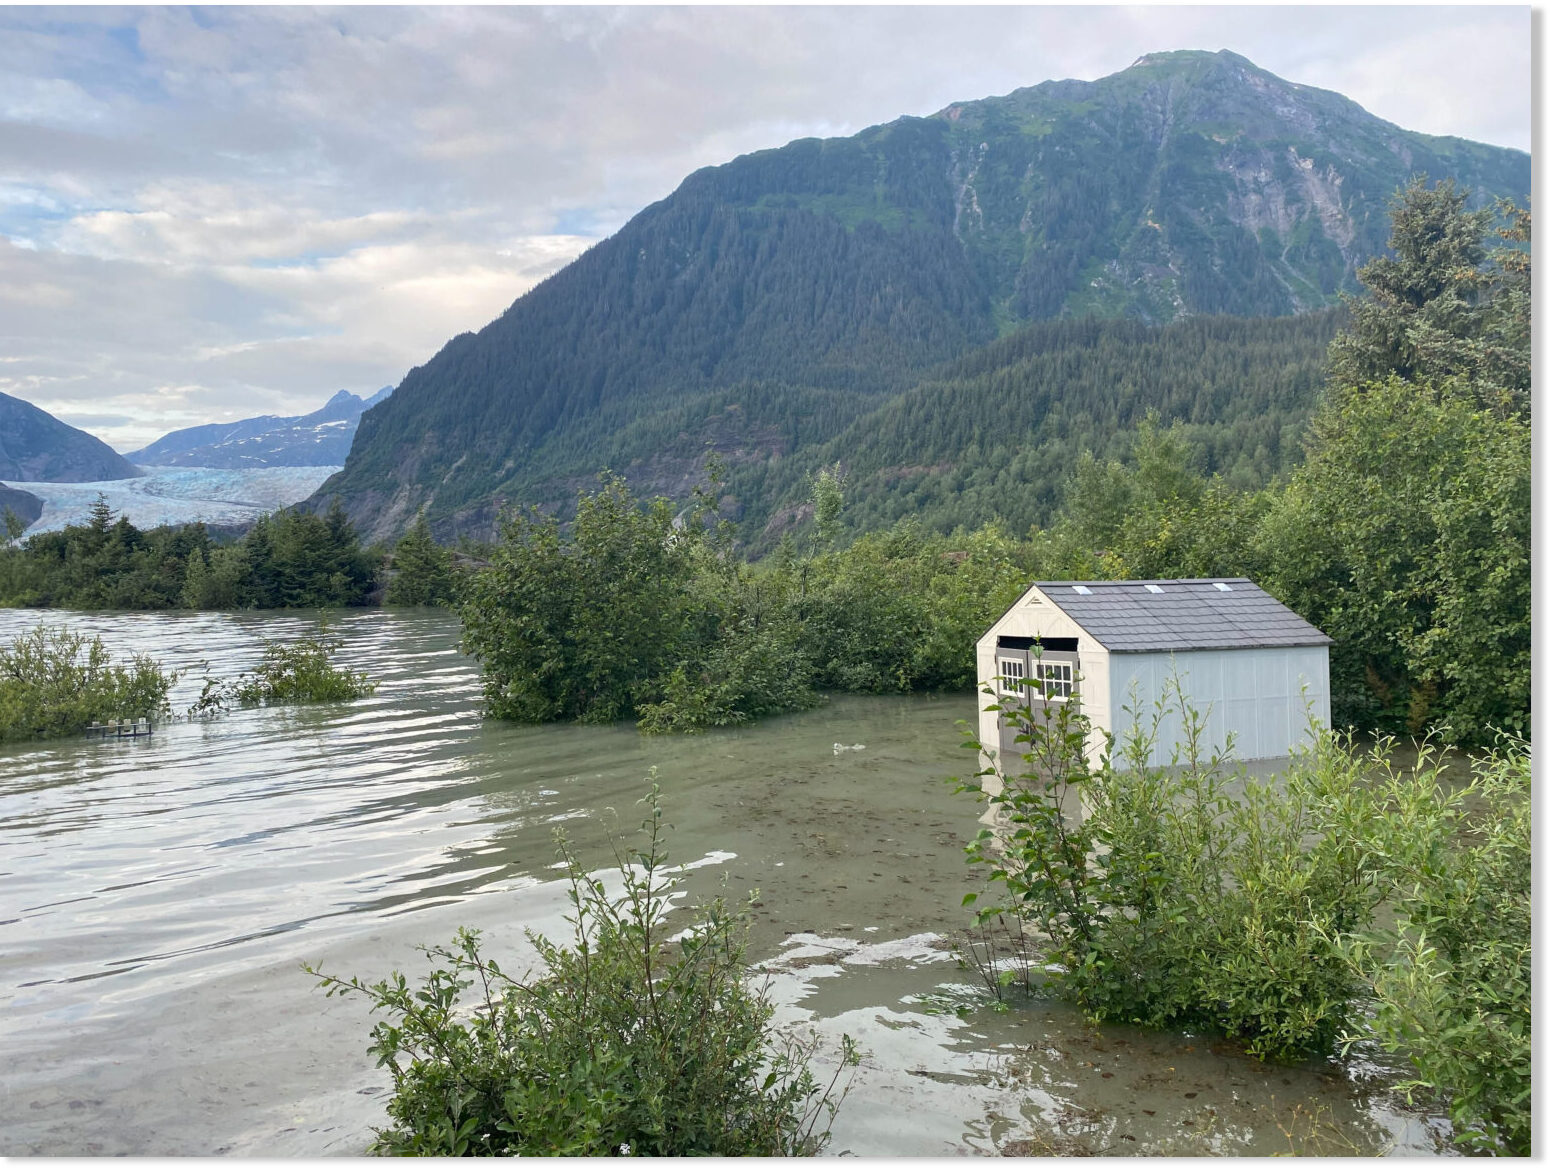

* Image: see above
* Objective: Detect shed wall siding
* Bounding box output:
[1106,646,1330,764]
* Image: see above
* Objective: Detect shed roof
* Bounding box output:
[1027,578,1331,653]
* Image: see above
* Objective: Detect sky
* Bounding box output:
[0,5,1532,453]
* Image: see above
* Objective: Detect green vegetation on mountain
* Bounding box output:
[732,309,1340,549]
[306,50,1527,546]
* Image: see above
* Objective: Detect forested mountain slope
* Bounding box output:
[307,50,1528,544]
[730,310,1343,547]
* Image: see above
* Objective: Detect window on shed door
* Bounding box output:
[998,658,1026,696]
[1035,660,1074,700]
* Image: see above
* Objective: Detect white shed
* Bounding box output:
[976,578,1331,775]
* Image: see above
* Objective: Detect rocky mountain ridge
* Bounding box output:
[128,387,393,468]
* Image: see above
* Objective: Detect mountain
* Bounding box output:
[304,50,1529,545]
[0,483,44,531]
[128,387,394,468]
[0,392,141,482]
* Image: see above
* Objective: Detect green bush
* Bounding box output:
[957,681,1531,1148]
[635,615,820,734]
[384,515,461,607]
[0,625,175,742]
[958,677,1378,1061]
[1340,736,1531,1155]
[307,786,855,1155]
[190,634,374,714]
[460,477,706,725]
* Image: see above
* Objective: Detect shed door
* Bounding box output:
[995,637,1080,768]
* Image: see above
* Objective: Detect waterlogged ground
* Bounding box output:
[0,609,1450,1156]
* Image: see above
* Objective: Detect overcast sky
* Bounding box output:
[0,5,1531,453]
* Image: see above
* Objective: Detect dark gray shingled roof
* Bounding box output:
[1032,578,1331,653]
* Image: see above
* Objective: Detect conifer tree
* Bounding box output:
[385,515,457,606]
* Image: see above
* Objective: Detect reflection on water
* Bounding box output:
[0,609,1447,1156]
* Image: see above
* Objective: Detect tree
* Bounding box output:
[1261,180,1531,738]
[1049,417,1270,582]
[385,515,458,607]
[1259,377,1528,738]
[460,476,704,724]
[809,464,845,552]
[87,493,114,535]
[1328,178,1528,415]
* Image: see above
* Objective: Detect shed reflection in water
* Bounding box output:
[0,609,1444,1156]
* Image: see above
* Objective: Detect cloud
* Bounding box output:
[0,227,590,450]
[0,6,1529,453]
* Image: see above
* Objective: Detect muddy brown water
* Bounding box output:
[0,609,1449,1156]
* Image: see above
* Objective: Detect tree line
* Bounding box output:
[0,499,457,612]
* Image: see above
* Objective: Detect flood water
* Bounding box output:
[0,609,1449,1156]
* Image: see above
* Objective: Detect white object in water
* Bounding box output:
[832,742,866,755]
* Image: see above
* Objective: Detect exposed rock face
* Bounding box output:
[304,50,1527,545]
[0,392,140,482]
[127,387,393,468]
[933,49,1522,321]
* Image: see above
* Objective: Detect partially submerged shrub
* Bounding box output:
[0,625,174,742]
[956,679,1532,1150]
[190,633,374,715]
[957,680,1376,1061]
[383,515,461,607]
[1339,735,1531,1155]
[308,785,856,1155]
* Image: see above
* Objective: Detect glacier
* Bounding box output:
[9,466,341,534]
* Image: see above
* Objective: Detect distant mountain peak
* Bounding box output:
[127,386,395,470]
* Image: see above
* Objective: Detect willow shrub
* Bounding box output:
[308,786,856,1156]
[1341,736,1531,1155]
[189,634,374,715]
[958,682,1531,1150]
[956,678,1379,1061]
[0,625,175,742]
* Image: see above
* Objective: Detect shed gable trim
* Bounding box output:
[983,581,1104,649]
